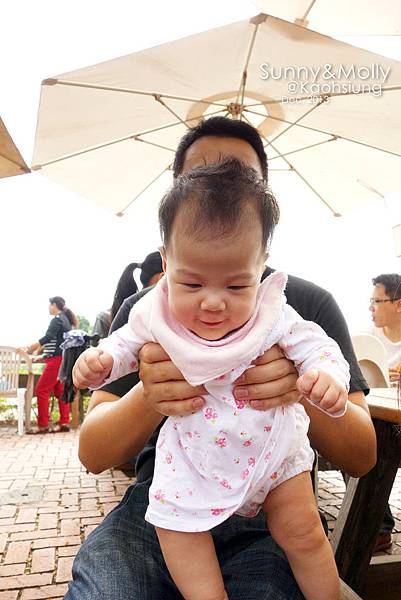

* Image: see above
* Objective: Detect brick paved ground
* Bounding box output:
[1,426,400,599]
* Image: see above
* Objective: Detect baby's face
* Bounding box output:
[162,222,266,341]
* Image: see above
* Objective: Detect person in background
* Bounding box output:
[367,273,401,551]
[93,252,163,338]
[18,296,77,434]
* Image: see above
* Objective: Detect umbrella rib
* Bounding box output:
[32,107,224,169]
[268,140,341,217]
[0,154,30,172]
[132,138,176,153]
[241,114,340,216]
[269,97,327,144]
[244,84,401,107]
[153,95,189,128]
[235,15,264,118]
[243,108,401,159]
[117,165,171,216]
[44,78,228,107]
[267,137,337,161]
[301,0,318,21]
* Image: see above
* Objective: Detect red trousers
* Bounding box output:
[35,355,70,428]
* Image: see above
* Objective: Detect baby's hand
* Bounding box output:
[297,369,347,417]
[72,348,113,389]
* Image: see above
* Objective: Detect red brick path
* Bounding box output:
[1,427,400,599]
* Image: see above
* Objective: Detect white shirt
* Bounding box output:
[367,325,401,370]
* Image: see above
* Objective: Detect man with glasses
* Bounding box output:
[369,273,401,385]
[368,273,401,551]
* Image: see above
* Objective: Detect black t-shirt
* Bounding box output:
[39,312,72,357]
[101,268,368,478]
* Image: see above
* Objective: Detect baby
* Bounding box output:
[74,159,348,600]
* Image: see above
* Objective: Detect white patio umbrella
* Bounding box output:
[0,117,30,179]
[32,14,401,217]
[253,0,401,34]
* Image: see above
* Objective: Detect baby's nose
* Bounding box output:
[201,293,225,311]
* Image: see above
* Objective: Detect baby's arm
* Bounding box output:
[73,347,114,389]
[73,296,153,390]
[278,305,350,417]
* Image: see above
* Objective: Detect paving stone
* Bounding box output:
[20,584,68,599]
[56,556,74,582]
[30,548,56,573]
[0,573,52,591]
[4,541,31,564]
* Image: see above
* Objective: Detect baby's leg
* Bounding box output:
[263,471,340,600]
[156,526,228,600]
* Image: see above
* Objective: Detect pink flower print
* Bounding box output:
[222,395,227,401]
[175,491,181,500]
[171,508,179,517]
[215,434,227,448]
[185,431,194,439]
[187,488,194,496]
[218,374,226,380]
[165,452,173,465]
[248,457,256,468]
[154,489,165,503]
[241,469,250,480]
[130,361,136,369]
[220,478,232,489]
[157,437,165,450]
[264,452,272,462]
[244,508,258,517]
[320,351,332,361]
[243,438,253,447]
[233,457,240,464]
[264,425,272,433]
[235,398,247,410]
[271,471,278,480]
[211,508,225,516]
[204,407,218,422]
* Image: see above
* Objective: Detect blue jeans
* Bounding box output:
[64,478,304,599]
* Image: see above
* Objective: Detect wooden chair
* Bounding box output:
[352,334,390,388]
[0,346,34,435]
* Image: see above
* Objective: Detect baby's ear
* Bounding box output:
[159,246,167,273]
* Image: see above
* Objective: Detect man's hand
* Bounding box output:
[139,343,206,416]
[73,348,113,389]
[297,369,348,416]
[233,345,300,411]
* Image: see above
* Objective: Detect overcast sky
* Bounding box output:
[1,0,400,346]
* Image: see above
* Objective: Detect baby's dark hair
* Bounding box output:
[159,159,279,250]
[173,116,268,181]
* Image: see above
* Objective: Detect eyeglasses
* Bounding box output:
[369,298,393,306]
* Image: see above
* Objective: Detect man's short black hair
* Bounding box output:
[173,116,268,181]
[160,158,278,251]
[372,273,401,300]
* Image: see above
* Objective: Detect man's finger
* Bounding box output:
[155,397,205,417]
[249,390,301,411]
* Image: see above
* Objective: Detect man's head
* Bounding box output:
[173,116,267,181]
[158,159,279,340]
[370,273,401,328]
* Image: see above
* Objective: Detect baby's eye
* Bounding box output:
[183,283,201,288]
[228,286,247,290]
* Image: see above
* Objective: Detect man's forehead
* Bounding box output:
[373,283,388,297]
[182,136,263,177]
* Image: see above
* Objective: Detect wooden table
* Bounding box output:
[331,387,401,597]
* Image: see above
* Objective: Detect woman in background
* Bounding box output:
[93,251,163,338]
[19,296,77,434]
